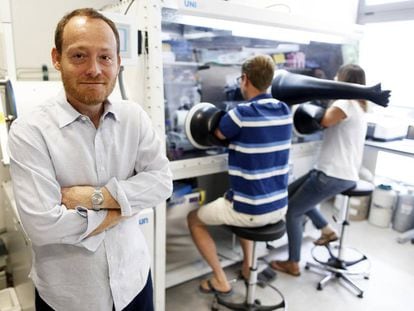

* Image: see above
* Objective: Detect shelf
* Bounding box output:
[170,153,228,180]
[164,81,198,86]
[169,142,323,180]
[291,140,322,156]
[163,61,204,67]
[169,142,322,181]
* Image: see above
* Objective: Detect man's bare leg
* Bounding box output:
[187,210,231,292]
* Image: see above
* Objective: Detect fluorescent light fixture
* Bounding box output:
[169,14,310,44]
[166,13,358,45]
[232,24,311,45]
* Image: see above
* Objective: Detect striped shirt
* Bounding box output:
[219,93,292,215]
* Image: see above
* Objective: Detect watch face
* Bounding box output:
[92,193,104,205]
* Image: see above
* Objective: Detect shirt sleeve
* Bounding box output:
[8,120,107,251]
[104,108,173,217]
[332,99,353,119]
[218,108,242,139]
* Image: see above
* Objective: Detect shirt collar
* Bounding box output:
[103,100,119,122]
[56,90,119,128]
[249,93,273,102]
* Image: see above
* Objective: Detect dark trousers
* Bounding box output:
[35,272,154,311]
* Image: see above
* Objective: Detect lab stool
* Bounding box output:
[305,180,374,298]
[212,221,286,311]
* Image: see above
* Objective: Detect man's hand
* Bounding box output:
[88,209,126,237]
[61,186,120,210]
[61,186,92,209]
[61,186,127,236]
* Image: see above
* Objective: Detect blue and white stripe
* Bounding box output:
[228,109,292,128]
[228,139,291,154]
[233,189,288,206]
[228,164,290,180]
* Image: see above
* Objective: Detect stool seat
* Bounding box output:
[229,220,285,242]
[341,180,374,197]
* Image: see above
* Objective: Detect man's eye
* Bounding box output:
[71,53,86,60]
[100,55,113,63]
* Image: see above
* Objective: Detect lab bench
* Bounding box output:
[363,139,414,176]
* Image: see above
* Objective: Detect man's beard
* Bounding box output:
[61,73,117,106]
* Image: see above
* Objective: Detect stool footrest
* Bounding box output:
[215,296,285,311]
[313,245,368,270]
[310,245,370,276]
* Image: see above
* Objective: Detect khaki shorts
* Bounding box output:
[197,197,287,227]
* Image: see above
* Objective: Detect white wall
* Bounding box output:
[359,20,414,109]
[9,0,118,78]
[228,0,360,24]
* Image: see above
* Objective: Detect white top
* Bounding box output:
[8,91,173,311]
[315,99,367,181]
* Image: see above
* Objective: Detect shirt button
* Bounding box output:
[81,116,87,121]
[100,166,105,171]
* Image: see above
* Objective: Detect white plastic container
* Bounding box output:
[349,195,371,221]
[0,287,21,311]
[393,189,414,233]
[369,184,397,228]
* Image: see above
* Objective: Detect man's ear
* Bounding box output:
[117,54,121,72]
[51,48,61,71]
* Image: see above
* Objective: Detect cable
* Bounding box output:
[118,65,128,100]
[124,0,135,15]
[42,65,49,81]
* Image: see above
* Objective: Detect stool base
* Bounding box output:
[212,281,286,311]
[305,245,370,298]
[213,222,287,310]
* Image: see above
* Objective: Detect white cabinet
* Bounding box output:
[1,181,34,311]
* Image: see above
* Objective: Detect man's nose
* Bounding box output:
[85,58,102,77]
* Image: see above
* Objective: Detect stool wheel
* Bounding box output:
[317,284,323,291]
[255,299,261,305]
[305,264,310,270]
[358,293,364,298]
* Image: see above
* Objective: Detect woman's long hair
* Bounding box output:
[336,64,367,112]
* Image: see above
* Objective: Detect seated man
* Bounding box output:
[187,54,292,295]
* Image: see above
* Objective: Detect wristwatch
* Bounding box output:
[91,188,104,211]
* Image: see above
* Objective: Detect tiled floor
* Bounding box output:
[166,204,414,311]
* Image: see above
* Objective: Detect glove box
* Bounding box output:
[369,121,408,141]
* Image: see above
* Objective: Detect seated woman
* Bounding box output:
[270,64,368,276]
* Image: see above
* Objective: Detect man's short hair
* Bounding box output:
[242,54,275,91]
[54,8,120,54]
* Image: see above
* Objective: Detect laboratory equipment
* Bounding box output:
[369,184,397,227]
